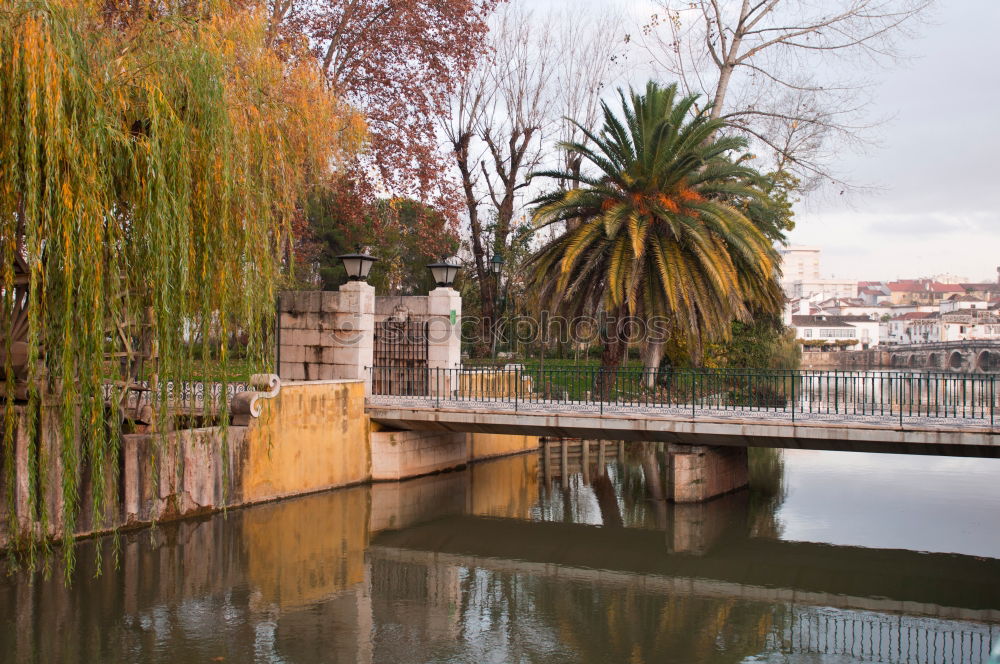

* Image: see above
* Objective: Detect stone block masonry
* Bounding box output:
[668,444,749,503]
[277,283,374,389]
[278,284,463,394]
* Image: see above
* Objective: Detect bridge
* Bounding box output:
[367,366,1000,458]
[804,341,1000,373]
[369,514,1000,664]
[887,340,1000,372]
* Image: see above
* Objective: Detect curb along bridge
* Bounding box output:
[366,366,1000,457]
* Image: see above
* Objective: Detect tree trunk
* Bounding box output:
[453,131,495,354]
[641,340,664,389]
[596,306,627,399]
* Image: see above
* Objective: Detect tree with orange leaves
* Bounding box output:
[268,0,502,254]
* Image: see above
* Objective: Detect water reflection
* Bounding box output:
[2,445,999,663]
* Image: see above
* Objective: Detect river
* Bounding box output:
[2,443,999,663]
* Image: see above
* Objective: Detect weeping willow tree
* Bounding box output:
[0,0,365,568]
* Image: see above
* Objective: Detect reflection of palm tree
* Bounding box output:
[638,442,669,529]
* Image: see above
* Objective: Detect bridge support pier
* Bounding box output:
[668,444,748,503]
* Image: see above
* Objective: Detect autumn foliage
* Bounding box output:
[269,0,502,251]
[0,0,363,568]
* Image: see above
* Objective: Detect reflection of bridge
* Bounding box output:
[370,515,1000,664]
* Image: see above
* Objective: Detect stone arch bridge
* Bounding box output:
[886,341,1000,373]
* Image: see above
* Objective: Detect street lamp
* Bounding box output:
[337,252,378,282]
[427,258,461,288]
[488,252,505,359]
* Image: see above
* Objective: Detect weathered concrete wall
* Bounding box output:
[123,427,245,526]
[469,432,539,460]
[1,379,539,547]
[115,380,374,530]
[2,380,372,546]
[370,430,469,481]
[369,429,539,481]
[242,380,370,502]
[669,444,749,503]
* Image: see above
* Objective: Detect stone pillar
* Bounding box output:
[330,281,375,390]
[277,283,374,391]
[426,286,461,396]
[668,444,748,503]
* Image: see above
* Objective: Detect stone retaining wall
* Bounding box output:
[0,379,537,547]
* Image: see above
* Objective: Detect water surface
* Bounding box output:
[2,443,999,663]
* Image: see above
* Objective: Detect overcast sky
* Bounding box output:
[533,0,999,283]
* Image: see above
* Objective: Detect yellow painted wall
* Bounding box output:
[242,380,370,503]
[468,432,539,460]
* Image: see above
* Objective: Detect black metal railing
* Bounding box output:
[368,366,998,427]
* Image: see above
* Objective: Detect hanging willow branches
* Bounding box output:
[0,0,365,568]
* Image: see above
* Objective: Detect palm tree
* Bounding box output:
[527,81,783,376]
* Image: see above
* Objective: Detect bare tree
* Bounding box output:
[444,3,627,352]
[637,0,932,189]
[444,5,557,352]
[478,6,557,268]
[552,9,627,189]
[442,51,496,348]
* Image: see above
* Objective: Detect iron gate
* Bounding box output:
[373,317,429,395]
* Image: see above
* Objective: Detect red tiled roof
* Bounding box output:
[959,282,1000,292]
[892,312,937,320]
[791,315,854,328]
[887,279,963,293]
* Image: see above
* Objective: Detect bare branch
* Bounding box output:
[639,0,932,191]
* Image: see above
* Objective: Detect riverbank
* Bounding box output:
[0,378,538,548]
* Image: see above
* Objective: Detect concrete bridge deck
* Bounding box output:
[366,396,1000,457]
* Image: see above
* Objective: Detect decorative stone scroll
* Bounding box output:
[231,373,282,425]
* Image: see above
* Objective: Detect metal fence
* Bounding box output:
[368,366,999,427]
[102,380,252,411]
[373,318,430,396]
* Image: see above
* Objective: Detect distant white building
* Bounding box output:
[939,295,989,314]
[779,246,821,297]
[883,312,939,345]
[815,297,889,319]
[882,308,1000,345]
[791,314,880,351]
[939,312,1000,342]
[791,278,858,301]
